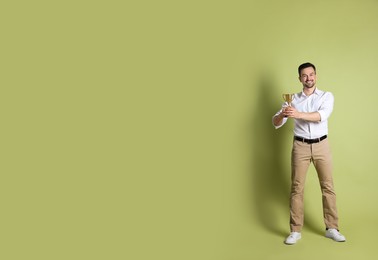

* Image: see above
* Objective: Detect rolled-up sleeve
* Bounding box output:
[272,105,288,129]
[318,92,334,122]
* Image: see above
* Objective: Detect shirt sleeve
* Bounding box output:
[272,103,288,129]
[318,92,334,122]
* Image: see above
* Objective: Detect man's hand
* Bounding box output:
[283,106,301,119]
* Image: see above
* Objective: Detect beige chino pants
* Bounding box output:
[290,138,339,232]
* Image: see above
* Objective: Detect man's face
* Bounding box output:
[299,67,316,89]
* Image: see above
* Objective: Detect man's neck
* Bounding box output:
[303,86,316,96]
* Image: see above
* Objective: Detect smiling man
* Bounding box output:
[272,62,346,245]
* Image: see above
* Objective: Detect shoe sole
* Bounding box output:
[325,235,346,242]
[284,237,301,245]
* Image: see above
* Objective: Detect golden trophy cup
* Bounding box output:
[282,94,294,117]
[282,93,294,106]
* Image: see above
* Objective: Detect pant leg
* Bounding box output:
[312,139,339,229]
[290,140,312,232]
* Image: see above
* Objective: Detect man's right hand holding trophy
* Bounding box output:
[282,94,294,117]
[273,93,298,127]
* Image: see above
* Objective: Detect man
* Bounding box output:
[272,62,346,245]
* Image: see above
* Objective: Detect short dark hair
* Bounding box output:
[298,62,316,76]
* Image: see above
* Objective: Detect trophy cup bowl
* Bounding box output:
[282,93,294,106]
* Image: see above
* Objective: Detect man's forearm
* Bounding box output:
[273,113,285,126]
[284,106,321,122]
[296,112,321,122]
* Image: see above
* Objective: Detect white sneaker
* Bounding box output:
[325,229,346,242]
[285,232,301,245]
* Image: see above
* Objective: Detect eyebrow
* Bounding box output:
[301,73,315,77]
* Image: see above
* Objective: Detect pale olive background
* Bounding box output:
[1,0,378,259]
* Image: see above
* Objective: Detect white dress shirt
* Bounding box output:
[273,88,334,139]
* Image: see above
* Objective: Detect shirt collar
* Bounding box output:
[301,88,323,97]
